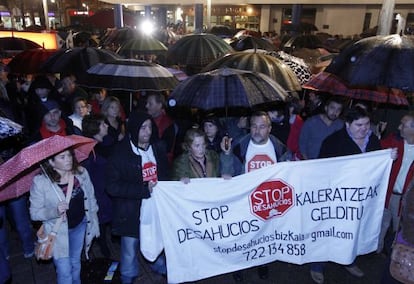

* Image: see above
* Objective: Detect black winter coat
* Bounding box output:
[105,137,168,238]
[319,127,381,158]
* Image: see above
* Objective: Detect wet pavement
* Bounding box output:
[8,224,388,284]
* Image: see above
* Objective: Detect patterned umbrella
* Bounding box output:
[81,58,178,91]
[326,34,414,92]
[0,116,23,139]
[117,36,167,58]
[0,135,96,202]
[167,33,233,67]
[41,47,121,77]
[7,49,58,74]
[202,51,301,91]
[302,72,409,106]
[169,68,296,112]
[266,51,312,84]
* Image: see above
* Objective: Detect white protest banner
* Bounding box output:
[145,149,392,283]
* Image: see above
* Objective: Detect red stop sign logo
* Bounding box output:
[249,179,294,221]
[247,154,275,172]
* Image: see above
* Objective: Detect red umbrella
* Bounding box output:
[0,135,96,202]
[302,72,409,106]
[7,49,58,74]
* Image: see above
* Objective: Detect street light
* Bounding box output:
[82,3,89,15]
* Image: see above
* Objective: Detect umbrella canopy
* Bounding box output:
[7,49,57,74]
[0,37,42,51]
[202,52,301,91]
[101,27,141,49]
[266,51,312,84]
[325,34,414,92]
[41,47,121,77]
[167,33,233,67]
[81,58,179,91]
[169,68,296,112]
[208,25,234,38]
[117,37,167,57]
[229,35,276,52]
[291,47,330,67]
[0,135,96,202]
[302,72,409,106]
[0,116,23,139]
[283,34,323,52]
[166,67,188,81]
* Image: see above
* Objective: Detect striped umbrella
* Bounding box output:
[167,33,233,67]
[81,59,178,92]
[202,51,301,92]
[117,37,168,57]
[302,72,409,106]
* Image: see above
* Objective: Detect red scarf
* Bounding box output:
[40,119,67,138]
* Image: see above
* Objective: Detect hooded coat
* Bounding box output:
[105,111,168,238]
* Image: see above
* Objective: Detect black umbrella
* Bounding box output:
[208,25,234,38]
[229,36,276,52]
[326,34,414,92]
[283,34,323,53]
[169,68,296,113]
[41,47,121,77]
[167,33,233,67]
[117,36,167,58]
[101,27,140,48]
[202,52,301,91]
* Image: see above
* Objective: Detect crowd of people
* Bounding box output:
[0,57,413,284]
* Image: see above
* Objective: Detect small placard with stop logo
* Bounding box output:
[249,179,294,221]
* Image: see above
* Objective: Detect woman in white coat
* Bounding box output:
[30,148,99,284]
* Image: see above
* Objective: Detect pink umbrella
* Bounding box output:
[0,135,96,202]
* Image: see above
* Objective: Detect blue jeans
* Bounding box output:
[54,219,86,284]
[120,236,166,284]
[0,206,10,283]
[0,195,34,257]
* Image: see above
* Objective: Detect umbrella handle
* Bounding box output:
[40,164,63,202]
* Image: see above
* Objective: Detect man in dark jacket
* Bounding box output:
[310,106,381,284]
[106,110,168,284]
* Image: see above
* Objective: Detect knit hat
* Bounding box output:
[40,99,60,117]
[127,110,158,147]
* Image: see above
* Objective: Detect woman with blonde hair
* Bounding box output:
[101,96,125,142]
